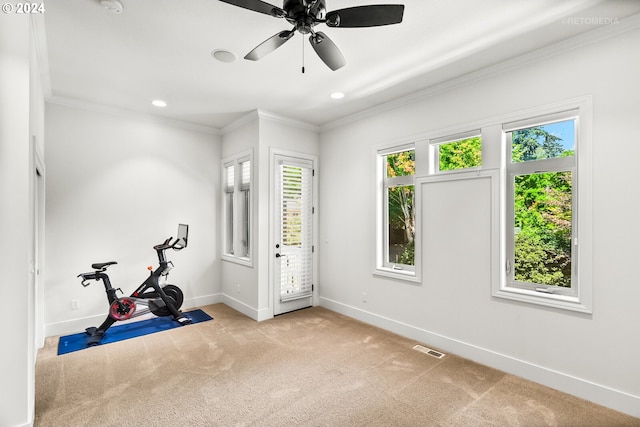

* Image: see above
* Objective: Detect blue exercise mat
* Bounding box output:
[57,309,213,355]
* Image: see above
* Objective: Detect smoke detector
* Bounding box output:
[100,0,123,14]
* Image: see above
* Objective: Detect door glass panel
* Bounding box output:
[279,163,313,302]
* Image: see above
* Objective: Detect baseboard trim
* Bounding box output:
[220,294,273,322]
[46,313,106,338]
[319,296,640,419]
[185,293,223,310]
[221,294,259,321]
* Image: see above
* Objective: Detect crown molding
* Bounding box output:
[222,109,319,134]
[221,109,260,134]
[321,12,640,133]
[47,95,222,135]
[257,109,319,133]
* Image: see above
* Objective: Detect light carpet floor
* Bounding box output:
[35,303,640,426]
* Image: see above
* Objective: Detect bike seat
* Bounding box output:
[91,261,118,270]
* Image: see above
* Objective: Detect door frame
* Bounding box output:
[269,148,319,316]
[31,136,45,350]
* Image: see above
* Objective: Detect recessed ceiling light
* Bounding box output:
[100,0,123,14]
[330,92,345,100]
[152,99,167,108]
[211,49,237,63]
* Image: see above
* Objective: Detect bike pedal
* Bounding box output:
[177,316,192,325]
[87,330,105,346]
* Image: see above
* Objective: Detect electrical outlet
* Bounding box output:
[236,283,241,294]
[71,299,80,310]
[362,292,367,303]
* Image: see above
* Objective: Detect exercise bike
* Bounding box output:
[78,224,192,345]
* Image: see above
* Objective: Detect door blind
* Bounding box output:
[279,162,313,302]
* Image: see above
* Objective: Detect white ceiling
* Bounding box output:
[41,0,640,130]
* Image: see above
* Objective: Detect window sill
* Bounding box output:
[373,267,420,284]
[222,254,253,268]
[492,286,592,314]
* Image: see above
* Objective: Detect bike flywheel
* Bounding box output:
[110,297,136,320]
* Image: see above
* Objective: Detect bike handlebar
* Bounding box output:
[154,225,188,252]
[153,236,184,252]
[78,272,97,287]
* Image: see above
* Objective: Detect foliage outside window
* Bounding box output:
[437,135,482,171]
[222,152,252,266]
[507,118,576,295]
[383,148,415,270]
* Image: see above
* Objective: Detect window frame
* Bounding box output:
[374,142,420,283]
[494,106,593,313]
[221,150,253,267]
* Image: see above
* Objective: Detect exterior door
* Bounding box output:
[273,154,314,315]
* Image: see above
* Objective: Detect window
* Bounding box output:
[376,144,418,280]
[222,151,252,265]
[497,108,592,312]
[239,159,251,257]
[223,164,235,255]
[431,131,482,173]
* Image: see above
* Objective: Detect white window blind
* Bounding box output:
[225,164,234,193]
[240,160,250,190]
[279,162,313,302]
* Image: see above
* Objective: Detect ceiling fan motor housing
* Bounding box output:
[284,0,326,33]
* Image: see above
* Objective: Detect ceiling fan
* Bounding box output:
[218,0,405,71]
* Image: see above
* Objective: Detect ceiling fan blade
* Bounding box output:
[218,0,285,18]
[326,5,404,28]
[309,32,346,71]
[245,30,295,61]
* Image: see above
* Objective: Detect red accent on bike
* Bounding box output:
[147,265,153,271]
[109,298,136,320]
[133,292,139,297]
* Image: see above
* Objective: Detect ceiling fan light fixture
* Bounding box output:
[211,49,237,63]
[100,0,123,14]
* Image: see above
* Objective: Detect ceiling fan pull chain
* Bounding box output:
[302,36,305,74]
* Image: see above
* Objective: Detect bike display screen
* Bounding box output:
[175,223,188,249]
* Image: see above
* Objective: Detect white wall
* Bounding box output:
[44,103,221,336]
[220,111,320,320]
[220,114,260,315]
[0,12,42,427]
[318,27,640,417]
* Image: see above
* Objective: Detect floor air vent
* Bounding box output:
[413,344,446,359]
